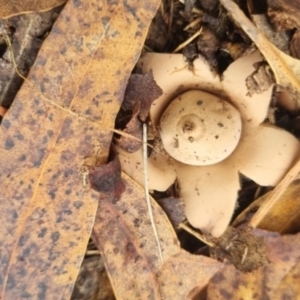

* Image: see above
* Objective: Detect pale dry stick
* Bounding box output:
[184,17,202,31]
[172,27,203,53]
[249,157,300,228]
[192,7,202,14]
[85,250,100,256]
[179,222,215,247]
[167,0,174,41]
[143,123,163,262]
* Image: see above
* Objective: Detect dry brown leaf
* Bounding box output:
[207,229,300,299]
[122,70,163,121]
[0,0,158,298]
[257,179,300,234]
[0,0,66,18]
[88,148,125,199]
[234,178,300,234]
[92,173,180,300]
[266,0,300,30]
[251,14,290,54]
[220,0,300,110]
[158,249,222,300]
[248,155,300,230]
[156,197,185,229]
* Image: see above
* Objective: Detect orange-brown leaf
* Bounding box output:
[158,249,222,300]
[207,229,300,299]
[0,0,159,298]
[92,174,180,299]
[0,0,66,18]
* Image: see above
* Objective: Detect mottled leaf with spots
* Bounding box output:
[0,0,159,298]
[0,0,66,18]
[92,174,180,299]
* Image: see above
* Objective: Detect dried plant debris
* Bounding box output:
[88,148,125,200]
[210,226,269,272]
[251,14,290,55]
[122,70,163,121]
[145,6,168,52]
[198,0,219,12]
[71,256,115,300]
[220,0,300,110]
[246,61,275,96]
[267,0,300,30]
[196,26,219,68]
[207,230,300,299]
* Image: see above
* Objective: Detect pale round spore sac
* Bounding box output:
[159,90,242,166]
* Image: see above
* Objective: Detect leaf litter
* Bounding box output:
[0,0,160,298]
[0,0,66,19]
[2,0,300,299]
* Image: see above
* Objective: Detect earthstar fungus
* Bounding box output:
[118,51,300,237]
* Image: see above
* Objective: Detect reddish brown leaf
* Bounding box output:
[122,70,163,121]
[88,148,125,199]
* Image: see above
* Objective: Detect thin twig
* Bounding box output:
[85,250,100,256]
[172,27,202,53]
[143,123,163,261]
[179,222,215,247]
[184,17,202,31]
[167,0,174,41]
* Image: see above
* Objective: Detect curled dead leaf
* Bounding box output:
[87,147,125,199]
